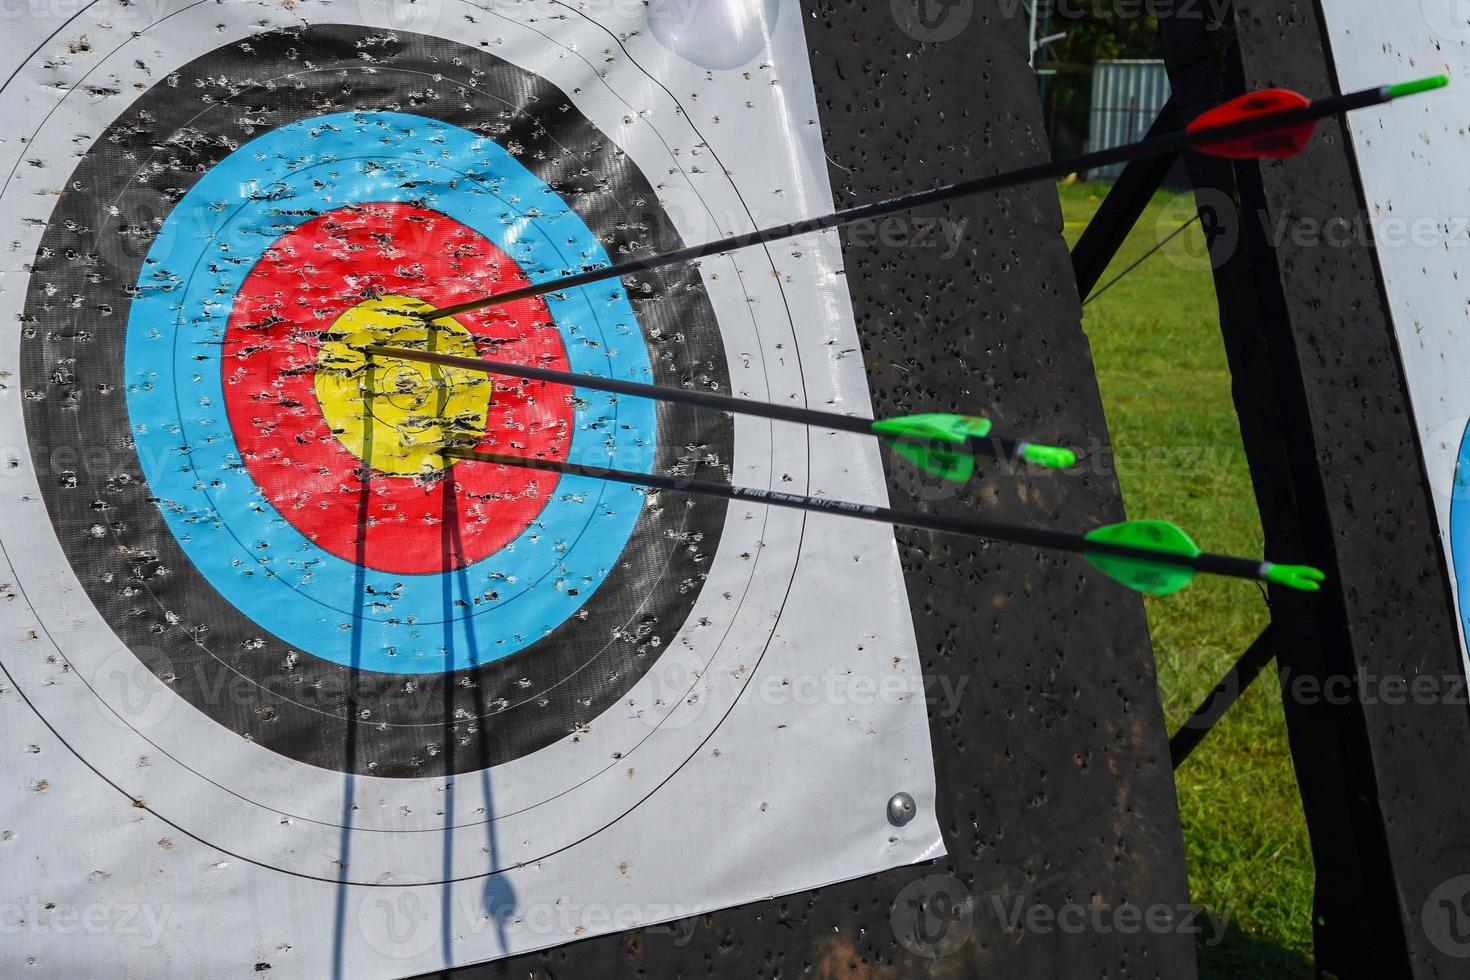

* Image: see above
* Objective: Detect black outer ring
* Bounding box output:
[19,25,733,778]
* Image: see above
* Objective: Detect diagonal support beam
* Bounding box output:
[1070,96,1183,299]
[1169,625,1276,768]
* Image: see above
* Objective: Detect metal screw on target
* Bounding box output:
[888,791,918,827]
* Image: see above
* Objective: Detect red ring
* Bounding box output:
[222,203,571,575]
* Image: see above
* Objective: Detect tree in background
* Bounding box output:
[1036,5,1163,156]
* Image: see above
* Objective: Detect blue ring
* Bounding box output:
[125,112,656,674]
[1451,421,1470,640]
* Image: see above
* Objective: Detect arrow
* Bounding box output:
[441,447,1326,597]
[364,342,1076,483]
[422,75,1447,321]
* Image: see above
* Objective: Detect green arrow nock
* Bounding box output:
[1082,521,1327,596]
[1263,564,1326,592]
[1386,75,1449,100]
[873,414,1076,482]
[1021,443,1078,469]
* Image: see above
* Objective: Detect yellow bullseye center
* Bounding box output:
[314,295,491,476]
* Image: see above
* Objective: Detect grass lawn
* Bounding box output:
[1058,182,1315,978]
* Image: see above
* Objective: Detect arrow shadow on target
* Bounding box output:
[331,416,375,980]
[331,372,383,980]
[442,474,517,960]
[328,368,517,978]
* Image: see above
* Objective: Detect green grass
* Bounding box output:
[1058,182,1315,978]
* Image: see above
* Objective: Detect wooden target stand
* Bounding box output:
[433,1,1201,977]
[446,2,1470,977]
[1147,1,1470,977]
[389,0,1470,976]
[1066,3,1470,975]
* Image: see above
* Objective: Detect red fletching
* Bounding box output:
[1187,88,1315,159]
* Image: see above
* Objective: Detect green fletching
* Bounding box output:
[873,414,992,484]
[1083,520,1202,596]
[1021,444,1078,469]
[1263,564,1327,592]
[890,440,973,483]
[873,413,992,443]
[1387,75,1449,100]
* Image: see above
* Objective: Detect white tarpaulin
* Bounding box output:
[1316,2,1470,657]
[0,2,942,977]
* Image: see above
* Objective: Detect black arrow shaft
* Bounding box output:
[442,448,1268,582]
[366,343,1030,462]
[425,84,1394,321]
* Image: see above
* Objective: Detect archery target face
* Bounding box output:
[1448,424,1470,637]
[0,13,816,885]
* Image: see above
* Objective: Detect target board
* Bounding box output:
[0,3,941,978]
[1306,3,1470,660]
